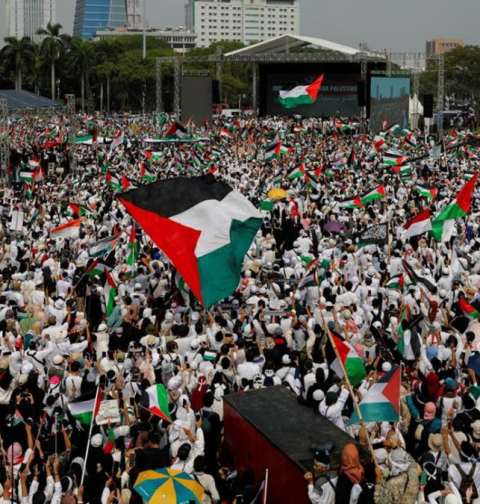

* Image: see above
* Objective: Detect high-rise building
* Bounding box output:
[185,0,300,48]
[73,0,128,40]
[5,0,56,43]
[425,38,465,56]
[126,0,143,29]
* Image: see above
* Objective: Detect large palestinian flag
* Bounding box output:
[278,75,324,109]
[117,176,263,307]
[348,366,401,424]
[431,174,478,242]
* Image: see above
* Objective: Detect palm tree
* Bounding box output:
[27,43,44,95]
[1,36,34,90]
[36,22,71,100]
[96,61,117,113]
[70,40,94,111]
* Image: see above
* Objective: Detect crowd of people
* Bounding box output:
[0,111,479,504]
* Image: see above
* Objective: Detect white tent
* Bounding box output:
[225,34,381,58]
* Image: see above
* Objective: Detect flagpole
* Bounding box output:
[320,314,383,482]
[263,468,269,504]
[80,384,101,487]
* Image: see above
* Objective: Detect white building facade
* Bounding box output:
[185,0,300,48]
[6,0,56,42]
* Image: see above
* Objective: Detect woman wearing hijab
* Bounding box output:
[335,444,364,504]
[191,375,208,412]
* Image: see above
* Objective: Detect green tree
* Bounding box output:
[36,22,71,100]
[1,36,34,90]
[419,45,480,107]
[70,39,94,111]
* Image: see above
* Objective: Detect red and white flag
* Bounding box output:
[110,129,124,151]
[402,209,432,238]
[49,219,81,240]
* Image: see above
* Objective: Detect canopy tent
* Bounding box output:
[0,90,62,110]
[225,34,381,58]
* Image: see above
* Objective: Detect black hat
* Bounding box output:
[314,449,331,468]
[460,440,476,462]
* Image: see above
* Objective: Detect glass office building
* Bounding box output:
[74,0,127,40]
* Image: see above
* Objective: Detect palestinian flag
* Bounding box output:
[360,185,385,205]
[50,219,81,240]
[277,75,324,109]
[415,184,437,200]
[220,128,232,140]
[68,393,102,425]
[140,164,154,182]
[298,261,318,289]
[386,123,400,135]
[402,209,432,238]
[24,183,33,200]
[386,275,404,292]
[146,384,172,422]
[106,171,122,191]
[127,225,138,267]
[402,260,435,292]
[165,122,186,139]
[288,164,309,182]
[68,203,87,217]
[27,209,40,226]
[337,195,363,210]
[144,151,162,162]
[336,122,351,133]
[383,149,407,166]
[394,164,413,178]
[73,135,94,144]
[264,142,280,162]
[347,147,356,168]
[121,175,139,191]
[210,147,222,159]
[459,297,480,320]
[117,176,263,307]
[373,135,387,150]
[348,366,401,424]
[89,232,122,257]
[330,334,367,387]
[19,171,35,183]
[193,152,207,170]
[84,258,110,276]
[104,270,117,316]
[431,174,478,242]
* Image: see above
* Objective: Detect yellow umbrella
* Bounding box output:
[267,188,287,200]
[134,468,204,503]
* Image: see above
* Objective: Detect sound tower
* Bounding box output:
[423,94,434,118]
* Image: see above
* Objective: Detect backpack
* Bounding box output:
[456,464,479,500]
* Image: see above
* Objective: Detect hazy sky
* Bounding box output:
[0,0,478,52]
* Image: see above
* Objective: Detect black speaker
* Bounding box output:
[423,94,434,118]
[357,80,366,106]
[212,80,220,103]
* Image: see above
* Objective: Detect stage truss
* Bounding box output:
[155,50,445,133]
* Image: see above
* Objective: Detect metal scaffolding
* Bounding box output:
[437,53,445,135]
[66,94,77,176]
[155,50,445,126]
[0,99,8,183]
